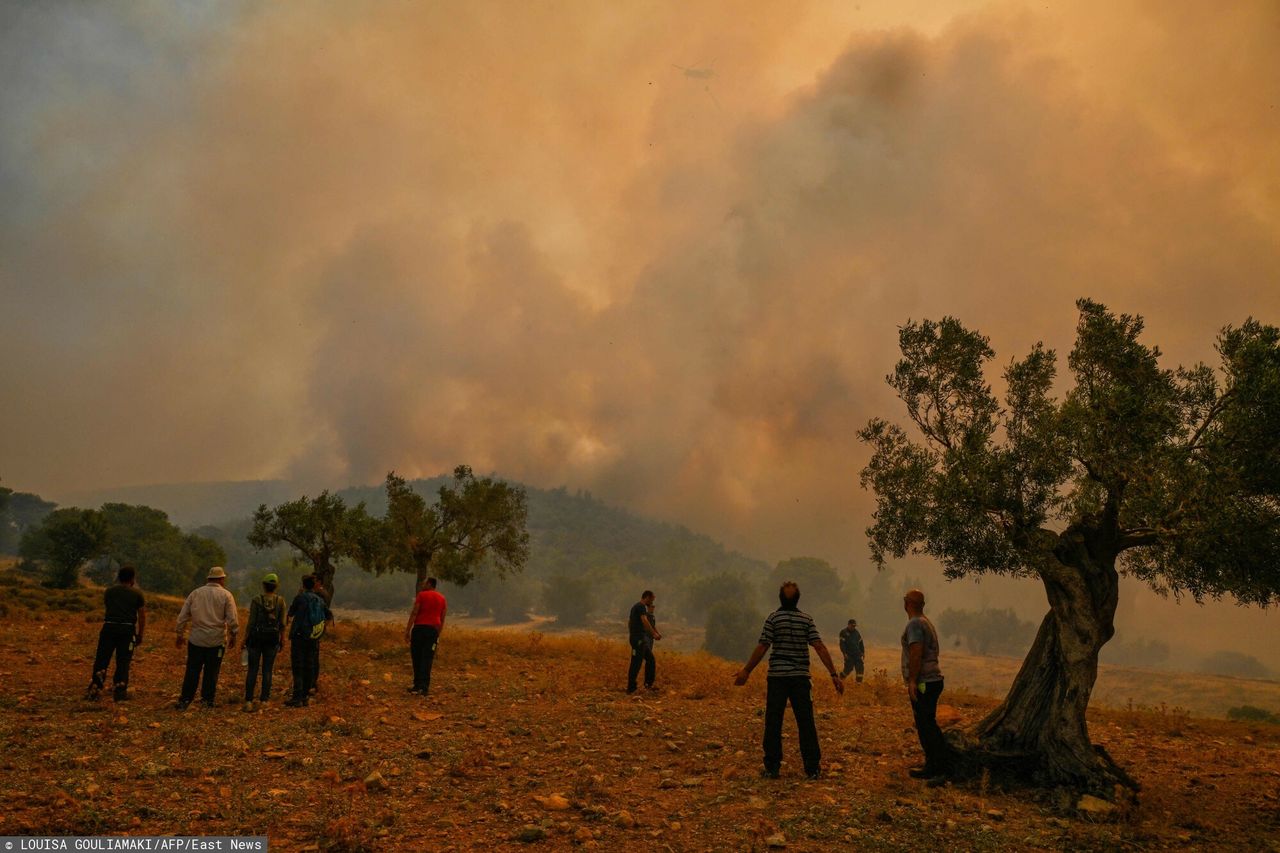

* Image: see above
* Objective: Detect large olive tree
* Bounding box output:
[860,299,1280,793]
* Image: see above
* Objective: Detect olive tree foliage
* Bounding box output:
[379,467,529,587]
[247,491,371,600]
[859,299,1280,792]
[20,507,110,588]
[248,467,529,603]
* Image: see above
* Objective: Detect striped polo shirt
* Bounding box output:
[760,607,822,677]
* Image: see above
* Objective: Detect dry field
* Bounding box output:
[1,575,1279,851]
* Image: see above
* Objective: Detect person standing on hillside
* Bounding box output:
[404,577,447,696]
[87,564,146,702]
[242,572,286,710]
[838,618,865,683]
[285,575,328,707]
[626,590,661,694]
[734,581,843,779]
[174,566,239,710]
[901,588,951,782]
[310,576,336,695]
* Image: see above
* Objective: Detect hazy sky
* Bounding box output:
[3,0,1278,576]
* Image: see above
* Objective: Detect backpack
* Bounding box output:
[249,594,283,646]
[305,591,328,639]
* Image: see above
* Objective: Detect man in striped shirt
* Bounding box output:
[734,581,843,779]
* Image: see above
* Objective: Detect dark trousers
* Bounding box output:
[627,637,655,691]
[180,643,224,705]
[410,625,440,693]
[841,653,864,680]
[91,624,136,690]
[290,636,318,700]
[763,676,821,775]
[311,637,322,689]
[911,678,950,772]
[244,641,279,702]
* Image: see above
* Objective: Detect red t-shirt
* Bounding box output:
[413,589,447,627]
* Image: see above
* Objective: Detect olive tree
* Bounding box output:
[860,299,1280,793]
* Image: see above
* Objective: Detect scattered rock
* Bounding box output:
[535,794,571,811]
[680,777,703,788]
[765,833,787,848]
[363,771,389,791]
[514,826,546,843]
[986,809,1005,822]
[613,810,636,829]
[573,827,593,843]
[747,796,768,809]
[1076,794,1117,817]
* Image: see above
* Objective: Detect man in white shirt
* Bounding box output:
[174,566,239,709]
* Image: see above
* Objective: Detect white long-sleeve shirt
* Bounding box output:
[176,583,239,648]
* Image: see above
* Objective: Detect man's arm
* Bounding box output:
[734,643,769,686]
[812,640,845,694]
[640,613,660,641]
[404,597,420,643]
[438,599,447,637]
[136,606,146,644]
[175,596,192,648]
[225,592,239,649]
[906,642,923,703]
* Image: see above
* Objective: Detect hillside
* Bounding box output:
[2,580,1279,850]
[54,477,770,606]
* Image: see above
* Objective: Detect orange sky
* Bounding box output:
[2,0,1278,592]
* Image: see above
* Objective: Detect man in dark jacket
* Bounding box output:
[838,619,865,683]
[285,575,328,707]
[626,590,661,694]
[88,565,146,701]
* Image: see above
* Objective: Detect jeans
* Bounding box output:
[627,637,655,691]
[841,653,864,680]
[290,636,318,700]
[410,625,440,693]
[180,643,224,705]
[91,624,136,691]
[911,678,951,772]
[244,641,280,702]
[763,676,820,775]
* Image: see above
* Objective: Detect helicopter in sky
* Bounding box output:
[672,60,715,80]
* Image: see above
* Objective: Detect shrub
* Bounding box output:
[1198,650,1271,679]
[542,575,594,626]
[704,601,763,660]
[1227,705,1279,723]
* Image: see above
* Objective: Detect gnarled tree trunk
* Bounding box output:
[959,531,1138,794]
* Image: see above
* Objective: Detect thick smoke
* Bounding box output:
[2,0,1278,590]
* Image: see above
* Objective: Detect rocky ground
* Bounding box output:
[2,595,1280,852]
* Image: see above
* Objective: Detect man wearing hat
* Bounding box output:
[838,618,865,683]
[243,572,286,710]
[174,566,239,709]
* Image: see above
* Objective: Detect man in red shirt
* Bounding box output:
[405,576,447,696]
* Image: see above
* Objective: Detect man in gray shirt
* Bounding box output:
[174,566,239,709]
[901,588,950,781]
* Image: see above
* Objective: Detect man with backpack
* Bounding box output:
[174,566,239,710]
[88,564,146,702]
[310,576,336,694]
[285,575,329,707]
[243,571,286,711]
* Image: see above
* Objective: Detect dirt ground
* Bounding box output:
[1,600,1279,851]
